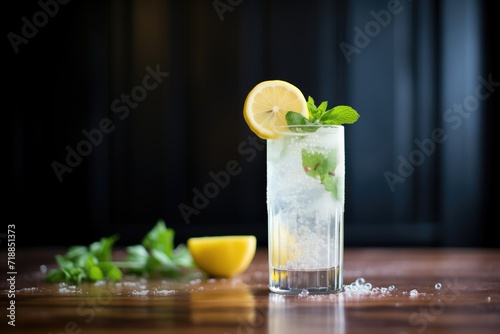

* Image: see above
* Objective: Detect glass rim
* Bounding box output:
[273,124,344,135]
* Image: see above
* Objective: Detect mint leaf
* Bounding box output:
[149,249,178,274]
[302,150,337,177]
[317,100,328,113]
[89,235,119,261]
[142,219,175,257]
[171,244,196,268]
[285,111,311,126]
[121,219,194,277]
[302,149,341,200]
[45,268,69,283]
[88,265,104,281]
[322,173,342,202]
[306,96,321,121]
[121,245,149,275]
[320,105,359,125]
[285,111,318,133]
[99,261,123,281]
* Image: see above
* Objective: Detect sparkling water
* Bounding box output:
[267,126,344,294]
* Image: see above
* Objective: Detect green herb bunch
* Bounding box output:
[45,219,194,284]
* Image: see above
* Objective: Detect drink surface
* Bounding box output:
[267,126,344,293]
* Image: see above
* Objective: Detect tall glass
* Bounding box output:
[267,125,344,294]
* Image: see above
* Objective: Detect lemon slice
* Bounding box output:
[187,235,257,277]
[243,80,309,139]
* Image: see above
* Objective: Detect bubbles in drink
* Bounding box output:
[267,126,345,293]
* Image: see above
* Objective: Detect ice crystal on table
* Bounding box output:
[57,283,81,294]
[153,289,176,295]
[122,281,141,287]
[342,278,399,296]
[131,290,149,296]
[58,287,82,294]
[355,277,365,285]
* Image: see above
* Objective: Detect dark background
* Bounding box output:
[6,0,498,249]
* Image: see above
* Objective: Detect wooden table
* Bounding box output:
[1,247,499,333]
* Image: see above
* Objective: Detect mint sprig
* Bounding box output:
[45,235,123,284]
[123,220,195,277]
[44,219,195,284]
[285,96,359,130]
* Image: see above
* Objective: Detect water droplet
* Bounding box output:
[388,285,396,291]
[435,283,442,290]
[410,289,419,297]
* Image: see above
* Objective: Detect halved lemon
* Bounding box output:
[187,235,257,277]
[243,80,309,139]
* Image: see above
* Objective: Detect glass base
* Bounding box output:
[269,266,342,294]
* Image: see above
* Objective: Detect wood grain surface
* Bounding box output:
[1,247,499,334]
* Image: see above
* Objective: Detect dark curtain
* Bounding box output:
[7,0,497,248]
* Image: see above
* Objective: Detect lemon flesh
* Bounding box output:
[243,80,308,139]
[187,235,257,277]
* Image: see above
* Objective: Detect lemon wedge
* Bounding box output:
[187,235,257,277]
[243,80,309,139]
